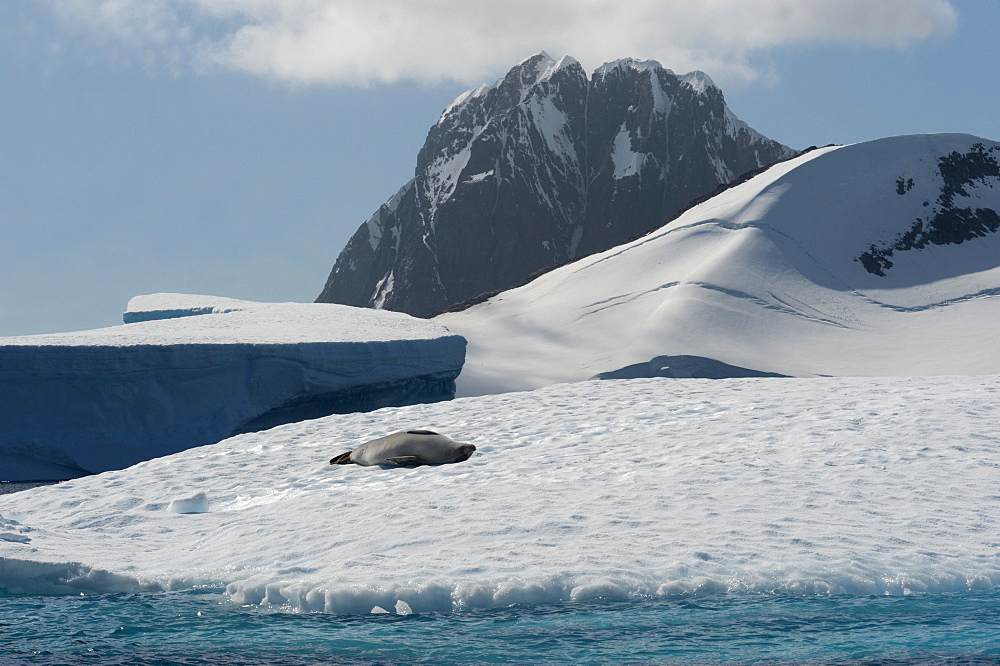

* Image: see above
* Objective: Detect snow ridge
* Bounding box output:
[437,134,1000,395]
[594,57,675,77]
[679,70,717,94]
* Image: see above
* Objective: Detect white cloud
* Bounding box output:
[40,0,958,87]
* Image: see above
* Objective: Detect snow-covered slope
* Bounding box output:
[436,134,1000,395]
[2,376,999,612]
[0,295,465,481]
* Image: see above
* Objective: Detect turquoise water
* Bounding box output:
[3,588,1000,664]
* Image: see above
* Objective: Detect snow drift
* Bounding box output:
[436,134,1000,395]
[0,294,465,481]
[1,376,999,613]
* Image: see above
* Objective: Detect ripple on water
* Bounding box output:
[2,589,1000,664]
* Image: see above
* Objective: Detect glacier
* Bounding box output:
[436,133,1000,395]
[0,294,466,482]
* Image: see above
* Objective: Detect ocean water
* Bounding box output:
[2,588,1000,664]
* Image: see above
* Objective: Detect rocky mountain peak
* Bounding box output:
[317,54,796,317]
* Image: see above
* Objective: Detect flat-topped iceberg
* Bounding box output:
[1,376,998,612]
[122,293,249,323]
[0,294,466,481]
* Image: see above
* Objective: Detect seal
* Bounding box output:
[329,430,476,467]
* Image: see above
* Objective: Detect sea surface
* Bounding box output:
[2,587,1000,664]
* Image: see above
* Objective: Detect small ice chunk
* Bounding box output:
[370,606,390,614]
[168,492,209,514]
[394,600,413,615]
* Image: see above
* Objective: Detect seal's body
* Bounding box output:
[329,430,476,467]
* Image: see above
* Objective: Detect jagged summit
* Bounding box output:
[517,49,553,65]
[539,53,581,80]
[594,57,675,77]
[678,70,717,93]
[441,51,583,121]
[317,54,794,317]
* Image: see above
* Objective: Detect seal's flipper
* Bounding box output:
[329,451,355,465]
[384,456,424,466]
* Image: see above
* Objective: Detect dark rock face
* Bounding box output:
[858,142,1000,276]
[317,53,796,316]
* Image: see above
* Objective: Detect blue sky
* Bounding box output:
[1,0,997,336]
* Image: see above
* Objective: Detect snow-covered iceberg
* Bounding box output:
[0,294,465,481]
[1,375,999,612]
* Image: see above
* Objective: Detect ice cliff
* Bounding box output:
[0,294,466,481]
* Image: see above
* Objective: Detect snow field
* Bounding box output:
[2,375,999,614]
[439,135,1000,394]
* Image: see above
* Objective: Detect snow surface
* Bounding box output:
[440,83,490,120]
[123,293,246,323]
[680,70,718,94]
[537,54,581,83]
[611,123,646,179]
[363,179,411,253]
[525,94,576,166]
[649,68,671,114]
[594,58,675,77]
[2,375,999,613]
[372,271,395,309]
[437,134,1000,396]
[7,294,454,347]
[0,295,465,481]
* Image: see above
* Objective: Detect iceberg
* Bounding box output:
[0,294,466,481]
[1,375,999,611]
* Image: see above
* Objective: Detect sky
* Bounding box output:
[1,0,997,336]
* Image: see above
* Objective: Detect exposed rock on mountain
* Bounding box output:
[858,142,1000,276]
[317,52,795,316]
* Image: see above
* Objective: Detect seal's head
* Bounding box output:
[455,443,477,462]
